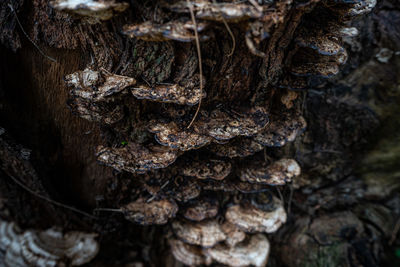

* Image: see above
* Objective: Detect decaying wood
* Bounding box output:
[1,0,399,266]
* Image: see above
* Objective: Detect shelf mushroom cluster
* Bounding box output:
[169,195,285,266]
[56,0,376,266]
[280,0,376,90]
[0,220,99,267]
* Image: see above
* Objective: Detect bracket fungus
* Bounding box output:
[208,138,264,158]
[206,234,270,267]
[96,143,178,174]
[253,111,307,147]
[149,120,212,151]
[182,197,219,221]
[239,158,301,185]
[149,106,268,152]
[168,178,202,202]
[0,220,99,266]
[65,68,135,124]
[169,238,212,266]
[50,0,129,22]
[181,159,232,180]
[0,221,21,252]
[65,68,136,102]
[225,197,287,233]
[131,80,205,106]
[122,198,178,225]
[52,0,377,265]
[169,1,264,22]
[123,20,209,42]
[172,218,247,249]
[172,219,227,247]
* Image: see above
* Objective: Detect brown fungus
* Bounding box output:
[131,81,205,106]
[50,0,129,22]
[225,198,287,233]
[296,30,345,56]
[149,108,266,151]
[206,234,270,267]
[204,107,269,142]
[181,159,232,180]
[199,179,236,192]
[122,20,209,42]
[182,197,219,221]
[65,68,136,102]
[254,112,307,147]
[169,238,212,266]
[96,143,179,174]
[150,106,268,151]
[122,198,178,225]
[18,229,99,266]
[233,180,270,194]
[172,219,227,247]
[169,1,264,22]
[208,138,264,158]
[169,178,202,202]
[148,121,213,151]
[220,222,246,247]
[330,0,377,18]
[1,220,99,267]
[239,158,301,185]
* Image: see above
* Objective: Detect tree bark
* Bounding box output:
[0,0,399,266]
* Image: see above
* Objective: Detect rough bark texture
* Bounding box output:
[0,0,399,266]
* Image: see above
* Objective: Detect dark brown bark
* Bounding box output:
[0,0,399,266]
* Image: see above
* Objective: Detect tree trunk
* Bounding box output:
[0,0,399,266]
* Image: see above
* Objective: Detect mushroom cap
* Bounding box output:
[182,197,219,221]
[65,68,136,102]
[19,229,99,266]
[3,226,99,267]
[225,198,287,233]
[239,158,301,185]
[123,20,208,42]
[131,83,205,106]
[96,143,178,174]
[181,159,232,180]
[149,121,212,151]
[253,112,306,148]
[208,138,264,158]
[172,219,227,247]
[220,222,246,247]
[169,238,212,266]
[206,234,270,267]
[50,0,129,21]
[122,198,178,225]
[0,221,21,251]
[150,106,268,152]
[170,1,263,22]
[169,178,202,202]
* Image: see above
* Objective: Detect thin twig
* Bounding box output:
[8,3,57,63]
[221,17,236,57]
[212,0,235,57]
[6,174,98,220]
[146,180,170,203]
[186,0,203,129]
